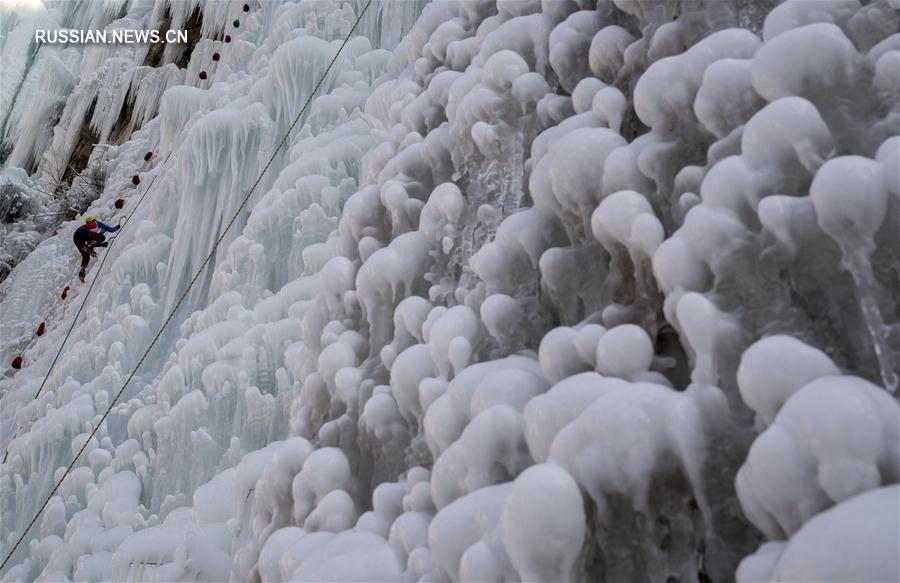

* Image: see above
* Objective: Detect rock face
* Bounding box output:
[1,0,898,581]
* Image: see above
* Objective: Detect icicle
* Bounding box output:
[3,50,79,172]
[127,64,186,135]
[842,248,899,392]
[810,156,897,392]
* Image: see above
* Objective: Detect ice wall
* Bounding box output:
[1,0,899,582]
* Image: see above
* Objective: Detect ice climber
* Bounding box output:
[73,215,119,282]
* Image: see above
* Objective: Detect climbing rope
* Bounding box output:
[0,0,373,568]
[6,279,70,371]
[2,152,173,464]
[4,158,158,374]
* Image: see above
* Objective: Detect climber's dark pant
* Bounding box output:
[76,234,105,269]
[78,246,93,269]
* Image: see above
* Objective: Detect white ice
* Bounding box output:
[1,0,898,581]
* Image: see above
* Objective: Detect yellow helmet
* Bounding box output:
[84,215,96,224]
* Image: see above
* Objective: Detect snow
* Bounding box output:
[2,0,899,581]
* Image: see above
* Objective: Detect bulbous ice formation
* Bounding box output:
[2,0,897,581]
[501,464,585,582]
[736,485,900,583]
[736,375,899,539]
[737,335,840,427]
